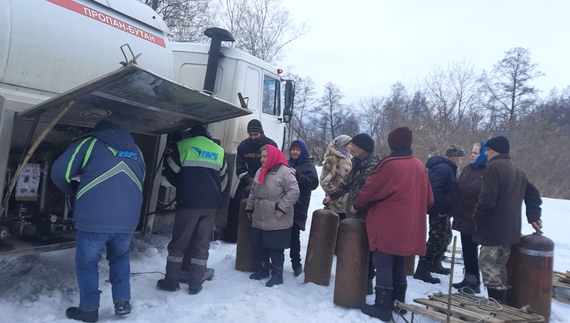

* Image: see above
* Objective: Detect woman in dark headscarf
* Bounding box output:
[450,142,488,294]
[246,145,300,287]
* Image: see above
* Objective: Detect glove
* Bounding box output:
[244,177,254,192]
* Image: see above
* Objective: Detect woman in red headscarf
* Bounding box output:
[246,144,300,287]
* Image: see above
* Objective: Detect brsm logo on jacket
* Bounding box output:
[191,146,218,160]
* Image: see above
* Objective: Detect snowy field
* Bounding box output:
[1,167,570,323]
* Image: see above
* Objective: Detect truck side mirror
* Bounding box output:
[283,80,295,123]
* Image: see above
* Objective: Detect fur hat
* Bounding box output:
[486,136,510,154]
[333,135,352,149]
[388,126,413,150]
[445,145,466,157]
[350,133,374,153]
[247,119,263,134]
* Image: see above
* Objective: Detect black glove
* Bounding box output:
[244,177,254,192]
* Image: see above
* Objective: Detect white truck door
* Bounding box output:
[260,75,285,149]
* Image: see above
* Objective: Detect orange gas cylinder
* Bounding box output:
[507,233,554,322]
[235,199,255,272]
[333,218,369,308]
[304,209,339,286]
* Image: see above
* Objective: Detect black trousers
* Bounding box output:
[461,232,480,278]
[371,250,406,288]
[290,223,302,269]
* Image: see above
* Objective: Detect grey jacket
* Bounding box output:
[246,164,300,231]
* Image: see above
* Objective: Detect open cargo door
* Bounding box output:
[18,64,251,134]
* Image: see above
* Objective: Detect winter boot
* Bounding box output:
[156,279,180,291]
[457,273,480,294]
[266,265,283,287]
[361,286,394,322]
[188,285,203,295]
[114,300,131,316]
[293,264,303,277]
[65,307,98,323]
[157,260,182,291]
[249,261,270,280]
[427,256,450,275]
[487,288,507,304]
[413,260,440,284]
[452,269,468,289]
[366,278,374,295]
[392,282,408,315]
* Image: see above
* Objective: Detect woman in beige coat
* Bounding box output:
[246,144,300,287]
[320,135,352,220]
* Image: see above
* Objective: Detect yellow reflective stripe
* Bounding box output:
[66,137,93,183]
[82,138,98,168]
[106,146,117,156]
[76,161,142,199]
[181,160,221,171]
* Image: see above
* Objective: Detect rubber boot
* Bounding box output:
[428,256,450,275]
[65,307,98,323]
[266,265,283,287]
[361,286,394,322]
[392,282,408,315]
[293,265,303,277]
[487,288,507,304]
[452,269,468,289]
[249,261,270,280]
[413,259,440,284]
[457,273,480,294]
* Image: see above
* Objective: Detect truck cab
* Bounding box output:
[0,0,294,255]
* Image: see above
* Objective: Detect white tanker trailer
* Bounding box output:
[0,0,295,255]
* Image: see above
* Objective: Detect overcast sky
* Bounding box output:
[281,0,570,105]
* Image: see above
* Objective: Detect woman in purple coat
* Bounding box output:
[450,142,487,294]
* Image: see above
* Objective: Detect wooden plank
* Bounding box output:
[414,297,504,323]
[396,302,467,323]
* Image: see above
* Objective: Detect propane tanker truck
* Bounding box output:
[0,0,294,256]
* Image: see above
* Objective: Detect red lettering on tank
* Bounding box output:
[47,0,166,47]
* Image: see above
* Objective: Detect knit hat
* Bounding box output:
[350,133,374,153]
[188,124,210,138]
[445,145,465,157]
[94,120,120,132]
[486,136,510,154]
[387,126,413,150]
[247,119,263,134]
[333,135,352,149]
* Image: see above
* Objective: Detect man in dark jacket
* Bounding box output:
[473,136,542,303]
[157,125,226,295]
[224,119,278,242]
[414,145,465,284]
[51,120,146,322]
[288,140,319,276]
[324,133,381,294]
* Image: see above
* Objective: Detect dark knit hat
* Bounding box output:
[486,136,510,154]
[247,119,264,134]
[94,120,120,132]
[188,124,210,138]
[388,126,413,150]
[350,133,374,153]
[445,145,465,157]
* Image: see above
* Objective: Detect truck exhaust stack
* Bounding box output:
[203,28,235,94]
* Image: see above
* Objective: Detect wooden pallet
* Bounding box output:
[553,271,570,304]
[407,293,544,323]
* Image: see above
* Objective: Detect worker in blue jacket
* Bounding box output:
[51,120,145,323]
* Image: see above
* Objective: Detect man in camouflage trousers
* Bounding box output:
[473,136,542,303]
[323,133,380,294]
[414,145,465,284]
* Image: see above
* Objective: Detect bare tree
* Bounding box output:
[215,0,308,63]
[313,82,349,141]
[358,96,385,143]
[482,47,544,132]
[142,0,214,42]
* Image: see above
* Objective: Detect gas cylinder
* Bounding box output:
[506,233,554,322]
[235,199,256,272]
[304,209,339,286]
[333,218,369,308]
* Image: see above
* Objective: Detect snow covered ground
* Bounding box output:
[1,167,570,323]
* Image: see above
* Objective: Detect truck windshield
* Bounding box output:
[262,76,281,116]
